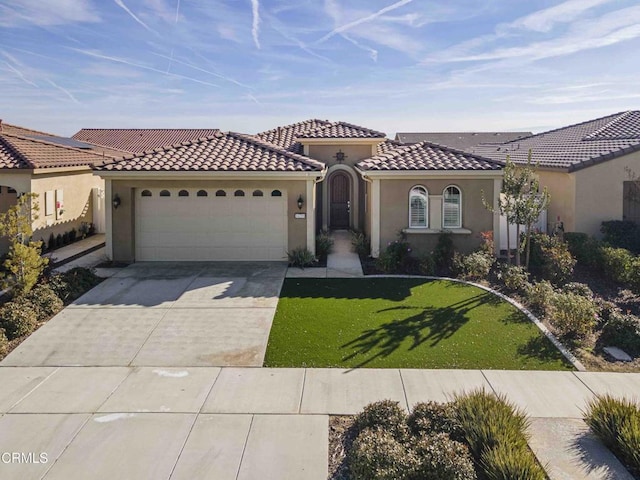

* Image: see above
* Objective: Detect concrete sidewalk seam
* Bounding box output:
[398,369,410,411]
[94,367,136,413]
[127,308,175,367]
[235,414,255,480]
[480,370,499,397]
[199,368,223,415]
[297,369,307,414]
[167,412,200,480]
[6,367,60,413]
[39,413,93,480]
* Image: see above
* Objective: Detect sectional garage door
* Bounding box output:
[135,188,288,261]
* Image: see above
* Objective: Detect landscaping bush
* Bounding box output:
[564,232,603,268]
[47,233,56,251]
[287,247,315,268]
[433,232,455,270]
[600,311,640,357]
[376,239,412,274]
[69,228,77,243]
[0,328,8,358]
[629,256,640,294]
[584,395,640,477]
[601,220,640,253]
[562,282,593,299]
[528,233,575,284]
[354,400,409,442]
[0,300,38,339]
[22,284,63,319]
[497,263,529,293]
[55,233,63,248]
[412,433,477,480]
[594,298,620,325]
[315,230,333,258]
[480,441,547,480]
[48,267,102,303]
[418,254,436,276]
[453,251,493,281]
[524,280,555,316]
[548,292,598,341]
[600,246,634,284]
[348,428,418,480]
[408,402,463,441]
[350,230,370,257]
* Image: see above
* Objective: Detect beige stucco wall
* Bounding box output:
[307,144,376,167]
[109,179,308,262]
[534,170,575,233]
[379,178,496,255]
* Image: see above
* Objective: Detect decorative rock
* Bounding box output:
[603,346,633,362]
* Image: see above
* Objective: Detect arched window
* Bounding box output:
[178,190,189,197]
[197,190,208,197]
[443,185,462,228]
[234,190,245,197]
[409,186,428,228]
[252,190,264,197]
[141,190,152,197]
[271,189,282,197]
[159,190,171,197]
[215,190,226,197]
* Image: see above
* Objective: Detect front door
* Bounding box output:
[330,172,350,229]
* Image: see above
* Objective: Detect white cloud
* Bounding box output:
[505,0,617,33]
[251,0,261,49]
[217,25,240,42]
[0,0,100,27]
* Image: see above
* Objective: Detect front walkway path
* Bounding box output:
[0,367,637,479]
[287,229,363,278]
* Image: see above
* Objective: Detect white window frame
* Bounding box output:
[443,185,462,229]
[45,190,55,216]
[409,185,429,228]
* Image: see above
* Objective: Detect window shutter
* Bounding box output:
[443,187,461,228]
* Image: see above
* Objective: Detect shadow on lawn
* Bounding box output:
[516,336,569,365]
[341,293,494,368]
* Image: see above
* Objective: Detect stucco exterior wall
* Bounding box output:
[109,179,308,262]
[307,144,376,167]
[379,178,496,254]
[533,170,575,233]
[573,151,640,236]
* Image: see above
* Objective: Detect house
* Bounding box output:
[93,119,504,262]
[395,132,532,150]
[470,111,640,236]
[0,121,116,255]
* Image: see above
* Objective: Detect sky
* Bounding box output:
[2,0,640,137]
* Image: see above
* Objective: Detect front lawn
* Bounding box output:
[264,278,573,370]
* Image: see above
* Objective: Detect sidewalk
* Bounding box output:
[45,234,105,269]
[287,230,363,278]
[0,366,637,479]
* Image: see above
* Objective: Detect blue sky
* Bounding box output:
[2,0,640,137]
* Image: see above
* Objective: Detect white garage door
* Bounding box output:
[135,188,288,261]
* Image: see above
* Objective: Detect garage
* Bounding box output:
[135,187,288,261]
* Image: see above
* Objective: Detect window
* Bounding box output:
[271,189,282,197]
[443,186,462,228]
[45,190,55,216]
[159,190,171,197]
[197,190,208,197]
[252,190,264,197]
[215,190,226,197]
[141,190,152,197]
[178,190,189,197]
[409,186,428,228]
[234,190,245,197]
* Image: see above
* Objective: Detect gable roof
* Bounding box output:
[0,132,114,170]
[255,119,331,153]
[72,128,221,155]
[395,132,532,150]
[96,131,325,173]
[470,111,640,171]
[357,141,502,172]
[296,121,386,140]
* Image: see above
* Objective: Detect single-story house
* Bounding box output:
[470,111,640,236]
[0,121,115,254]
[395,131,532,150]
[93,120,504,262]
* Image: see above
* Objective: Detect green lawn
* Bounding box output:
[264,278,573,370]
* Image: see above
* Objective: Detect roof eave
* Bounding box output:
[93,169,326,180]
[354,168,503,179]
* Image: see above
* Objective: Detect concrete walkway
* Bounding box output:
[287,230,363,278]
[45,234,106,268]
[0,367,637,479]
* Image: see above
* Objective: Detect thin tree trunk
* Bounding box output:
[524,225,532,270]
[515,224,521,266]
[506,221,511,264]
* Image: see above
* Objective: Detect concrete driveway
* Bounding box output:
[2,262,287,367]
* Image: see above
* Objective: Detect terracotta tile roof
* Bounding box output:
[376,138,405,155]
[0,122,57,137]
[72,128,221,154]
[470,111,640,171]
[395,131,532,150]
[96,131,325,172]
[255,119,331,153]
[0,132,114,170]
[297,121,386,139]
[357,141,502,172]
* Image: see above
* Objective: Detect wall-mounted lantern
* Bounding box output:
[297,194,304,210]
[112,194,121,209]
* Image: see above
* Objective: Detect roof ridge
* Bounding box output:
[75,128,220,131]
[1,132,110,161]
[0,134,35,169]
[255,119,331,137]
[229,132,326,170]
[420,140,505,167]
[582,110,636,140]
[1,122,58,137]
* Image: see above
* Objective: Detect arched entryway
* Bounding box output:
[330,171,350,229]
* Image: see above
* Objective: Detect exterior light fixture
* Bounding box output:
[112,194,121,209]
[297,194,304,210]
[334,150,347,162]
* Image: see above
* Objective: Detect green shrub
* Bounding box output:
[480,442,547,480]
[584,395,640,477]
[287,247,315,269]
[594,298,620,325]
[0,300,38,339]
[562,282,593,299]
[48,267,102,303]
[524,280,555,316]
[453,251,493,281]
[418,254,436,276]
[601,220,640,253]
[348,428,418,480]
[0,328,8,357]
[354,400,409,442]
[528,233,575,284]
[314,230,333,258]
[548,292,598,341]
[47,233,56,251]
[564,232,603,268]
[376,239,412,274]
[69,228,77,243]
[22,284,63,319]
[408,402,464,441]
[55,233,63,248]
[600,246,633,284]
[629,257,640,294]
[412,433,477,480]
[350,230,370,257]
[433,232,455,270]
[2,241,48,295]
[497,264,529,293]
[600,311,640,357]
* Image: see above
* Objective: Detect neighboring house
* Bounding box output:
[0,121,114,255]
[395,132,532,150]
[93,119,504,262]
[470,111,640,237]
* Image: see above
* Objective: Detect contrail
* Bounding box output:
[317,0,414,44]
[114,0,158,35]
[152,52,251,88]
[175,0,181,23]
[5,62,38,87]
[47,79,80,104]
[251,0,261,48]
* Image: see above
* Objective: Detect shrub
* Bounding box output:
[478,230,495,256]
[55,233,63,248]
[528,233,575,284]
[62,231,70,245]
[524,280,555,316]
[629,257,640,294]
[600,246,634,284]
[0,300,38,339]
[412,433,477,480]
[584,395,640,477]
[594,298,620,325]
[600,311,640,357]
[548,292,598,341]
[2,241,49,295]
[354,400,409,442]
[287,247,315,268]
[454,251,493,281]
[348,428,418,480]
[22,284,63,319]
[480,442,547,480]
[601,220,640,253]
[315,230,333,258]
[433,232,455,270]
[376,239,412,274]
[497,263,529,293]
[564,232,603,268]
[418,254,436,276]
[0,328,8,358]
[562,282,593,299]
[69,228,77,243]
[408,402,463,441]
[351,230,370,257]
[47,233,56,251]
[48,267,102,303]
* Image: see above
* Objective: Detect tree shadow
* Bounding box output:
[516,336,570,365]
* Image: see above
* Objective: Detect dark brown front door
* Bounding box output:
[330,172,350,229]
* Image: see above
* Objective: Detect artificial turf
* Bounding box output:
[264,278,573,370]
